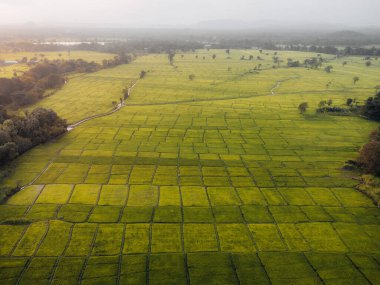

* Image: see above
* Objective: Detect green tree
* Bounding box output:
[324,65,333,73]
[346,98,353,106]
[139,70,147,79]
[298,102,308,114]
[353,76,359,85]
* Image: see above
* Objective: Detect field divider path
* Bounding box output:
[270,75,301,95]
[66,80,138,131]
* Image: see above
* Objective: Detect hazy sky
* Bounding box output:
[0,0,379,28]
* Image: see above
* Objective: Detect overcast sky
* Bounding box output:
[0,0,379,28]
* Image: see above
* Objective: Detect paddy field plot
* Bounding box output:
[0,50,380,284]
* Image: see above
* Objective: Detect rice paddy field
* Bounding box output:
[0,49,380,284]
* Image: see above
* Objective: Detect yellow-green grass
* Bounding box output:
[0,50,379,284]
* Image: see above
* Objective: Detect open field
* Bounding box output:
[0,50,379,284]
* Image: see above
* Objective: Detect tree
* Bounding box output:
[353,76,360,85]
[327,99,333,106]
[249,55,254,60]
[342,61,347,67]
[188,74,195,80]
[212,54,216,60]
[298,102,308,114]
[240,56,245,60]
[324,65,333,73]
[362,92,380,121]
[346,98,353,106]
[318,100,327,108]
[366,61,372,67]
[226,49,230,54]
[139,70,147,79]
[168,52,175,65]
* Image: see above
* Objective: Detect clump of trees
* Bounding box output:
[357,127,380,176]
[0,107,67,166]
[188,74,195,80]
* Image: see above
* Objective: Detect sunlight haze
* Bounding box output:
[0,0,379,28]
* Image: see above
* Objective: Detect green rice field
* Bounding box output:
[0,49,379,284]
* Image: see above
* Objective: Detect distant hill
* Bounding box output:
[327,30,368,39]
[191,19,349,32]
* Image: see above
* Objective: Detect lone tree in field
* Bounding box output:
[353,76,360,85]
[342,61,347,67]
[168,52,175,65]
[324,65,333,73]
[298,102,308,114]
[188,74,195,81]
[212,54,217,60]
[249,55,254,60]
[346,98,354,106]
[226,49,230,54]
[139,70,147,79]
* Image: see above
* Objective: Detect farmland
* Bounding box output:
[0,49,379,284]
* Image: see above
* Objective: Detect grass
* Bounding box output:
[0,49,379,284]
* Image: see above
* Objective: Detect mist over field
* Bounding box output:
[0,0,379,28]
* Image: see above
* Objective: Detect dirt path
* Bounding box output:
[66,81,137,131]
[270,76,300,95]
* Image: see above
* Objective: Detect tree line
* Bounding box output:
[0,54,133,108]
[0,107,67,166]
